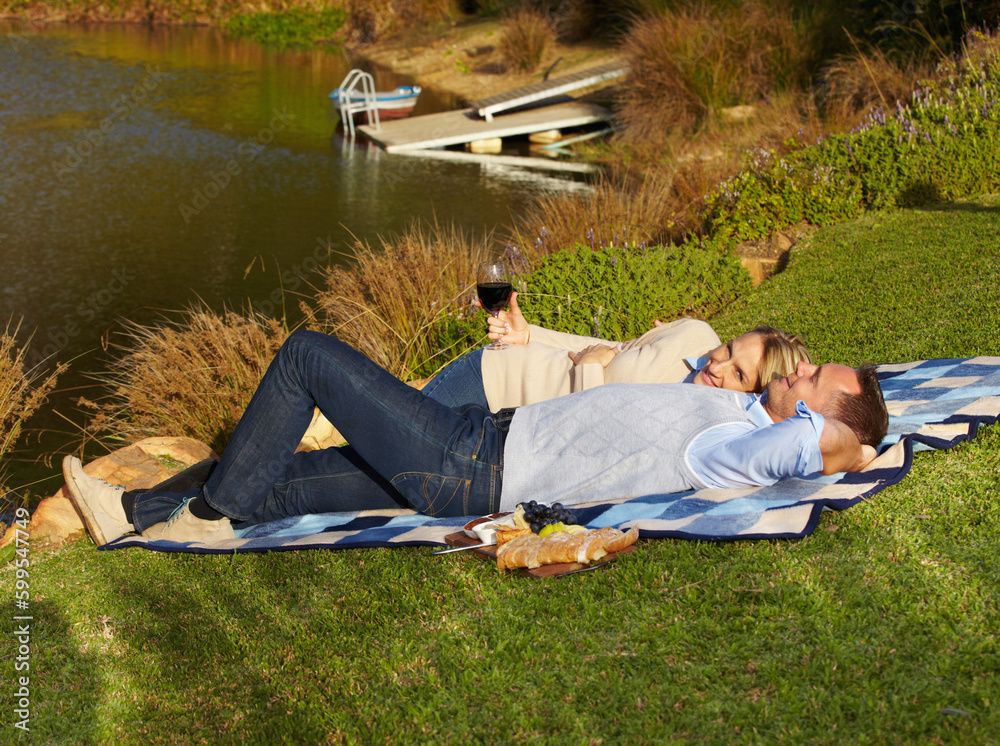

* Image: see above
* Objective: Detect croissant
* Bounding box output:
[496,526,639,570]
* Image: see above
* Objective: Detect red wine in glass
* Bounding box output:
[477,262,512,350]
[476,281,513,314]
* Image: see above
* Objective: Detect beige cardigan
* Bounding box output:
[480,317,721,411]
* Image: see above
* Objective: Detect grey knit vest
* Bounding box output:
[500,383,754,510]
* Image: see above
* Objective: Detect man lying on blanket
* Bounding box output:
[64,331,889,546]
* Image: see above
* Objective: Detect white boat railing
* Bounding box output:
[337,69,380,137]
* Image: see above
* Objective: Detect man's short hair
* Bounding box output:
[829,364,888,449]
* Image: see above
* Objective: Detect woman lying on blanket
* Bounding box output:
[421,291,812,411]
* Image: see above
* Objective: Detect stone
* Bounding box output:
[720,105,756,122]
[25,496,84,546]
[773,231,793,252]
[0,436,218,549]
[297,409,345,453]
[297,378,431,453]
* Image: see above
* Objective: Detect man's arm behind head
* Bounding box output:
[820,364,888,474]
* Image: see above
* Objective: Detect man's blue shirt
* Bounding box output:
[687,393,826,488]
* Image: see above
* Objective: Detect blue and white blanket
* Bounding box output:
[105,357,1000,555]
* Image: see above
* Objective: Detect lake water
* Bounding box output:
[0,21,594,498]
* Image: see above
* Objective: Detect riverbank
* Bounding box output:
[1,5,622,106]
[348,16,623,106]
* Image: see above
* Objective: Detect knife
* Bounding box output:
[431,542,493,555]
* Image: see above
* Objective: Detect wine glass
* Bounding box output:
[476,261,513,351]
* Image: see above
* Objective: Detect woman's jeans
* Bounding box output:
[132,331,509,532]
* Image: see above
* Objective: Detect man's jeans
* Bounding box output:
[132,331,508,531]
[420,347,489,410]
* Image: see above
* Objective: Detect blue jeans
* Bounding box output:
[132,331,508,532]
[421,348,490,410]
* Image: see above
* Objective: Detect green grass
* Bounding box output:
[4,198,999,743]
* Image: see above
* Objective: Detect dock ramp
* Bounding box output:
[470,61,627,121]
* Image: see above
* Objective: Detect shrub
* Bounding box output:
[616,0,811,140]
[513,173,686,261]
[704,26,1000,240]
[513,239,753,341]
[303,222,496,381]
[346,0,398,43]
[498,7,555,72]
[819,48,938,129]
[82,308,289,454]
[0,324,62,472]
[345,0,456,43]
[393,0,457,26]
[226,7,347,49]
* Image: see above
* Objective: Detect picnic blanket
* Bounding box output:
[104,357,1000,555]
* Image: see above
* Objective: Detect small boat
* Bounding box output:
[330,69,422,137]
[329,81,422,121]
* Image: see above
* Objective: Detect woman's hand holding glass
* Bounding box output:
[475,290,531,346]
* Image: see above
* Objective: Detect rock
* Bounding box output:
[0,523,18,548]
[1,436,218,549]
[773,231,793,252]
[297,409,345,453]
[720,105,756,122]
[26,496,84,546]
[297,378,431,453]
[739,256,783,286]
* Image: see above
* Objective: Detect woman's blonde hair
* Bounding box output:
[750,325,811,392]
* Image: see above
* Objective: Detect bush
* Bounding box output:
[346,0,457,43]
[0,323,62,474]
[704,26,1000,240]
[498,7,555,72]
[513,239,753,341]
[616,0,812,140]
[303,222,496,382]
[226,7,347,49]
[819,48,937,128]
[82,308,289,454]
[513,174,688,261]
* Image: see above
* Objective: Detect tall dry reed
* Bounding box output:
[520,88,828,252]
[1,323,63,507]
[82,307,289,454]
[498,6,556,72]
[819,48,939,129]
[303,222,498,381]
[346,0,456,42]
[514,170,691,257]
[616,0,811,143]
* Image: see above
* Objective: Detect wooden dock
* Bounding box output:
[471,61,627,121]
[357,101,613,153]
[392,147,600,174]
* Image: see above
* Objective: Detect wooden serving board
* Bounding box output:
[443,531,636,579]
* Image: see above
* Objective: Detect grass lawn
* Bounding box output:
[4,198,999,744]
